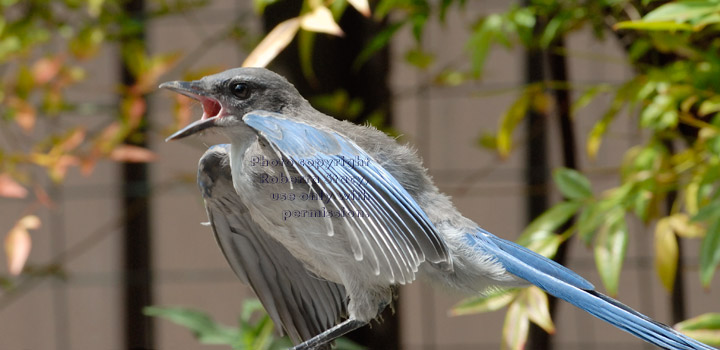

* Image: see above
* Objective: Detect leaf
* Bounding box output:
[614,21,694,31]
[5,215,40,275]
[467,14,506,77]
[353,21,404,70]
[594,213,628,296]
[523,287,555,334]
[693,198,720,222]
[502,298,529,350]
[572,84,611,113]
[451,289,518,316]
[699,96,720,116]
[587,79,641,158]
[577,201,608,244]
[641,0,720,31]
[497,87,532,157]
[521,201,582,238]
[553,168,593,200]
[675,313,720,346]
[668,213,704,238]
[517,229,564,259]
[8,96,36,132]
[243,18,301,68]
[0,173,28,198]
[144,306,240,345]
[59,128,86,152]
[700,218,720,287]
[300,6,343,36]
[655,218,679,292]
[676,313,720,331]
[110,145,157,163]
[32,56,63,85]
[347,0,370,17]
[404,48,434,69]
[253,0,280,14]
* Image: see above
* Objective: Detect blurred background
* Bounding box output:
[1,0,719,349]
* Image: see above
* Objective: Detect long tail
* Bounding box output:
[465,229,717,350]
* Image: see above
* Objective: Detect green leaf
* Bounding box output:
[353,21,404,70]
[614,21,694,31]
[517,229,564,258]
[676,313,720,331]
[699,96,720,116]
[521,201,582,238]
[587,102,618,158]
[594,213,629,296]
[692,198,720,222]
[641,94,677,130]
[404,48,434,69]
[577,201,605,244]
[144,306,239,345]
[539,11,570,48]
[467,14,505,77]
[644,1,720,25]
[477,131,497,149]
[240,298,266,323]
[452,289,518,316]
[675,313,720,346]
[298,29,317,84]
[553,168,593,200]
[700,218,720,286]
[334,337,368,350]
[572,84,611,113]
[654,218,679,292]
[497,86,535,157]
[253,0,281,14]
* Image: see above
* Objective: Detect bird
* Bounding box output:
[160,67,717,350]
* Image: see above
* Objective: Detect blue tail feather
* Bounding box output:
[465,229,717,350]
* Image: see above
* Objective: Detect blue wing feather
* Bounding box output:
[243,111,451,284]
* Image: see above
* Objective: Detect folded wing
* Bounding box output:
[198,144,347,344]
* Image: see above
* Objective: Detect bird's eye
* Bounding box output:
[230,82,250,99]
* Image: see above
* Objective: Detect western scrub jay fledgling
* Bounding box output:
[161,67,716,350]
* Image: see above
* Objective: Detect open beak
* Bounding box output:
[160,80,223,141]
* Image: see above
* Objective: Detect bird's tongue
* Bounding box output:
[201,97,222,120]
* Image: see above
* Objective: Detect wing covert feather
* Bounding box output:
[243,111,451,284]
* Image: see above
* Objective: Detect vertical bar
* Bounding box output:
[120,0,154,349]
[524,9,552,350]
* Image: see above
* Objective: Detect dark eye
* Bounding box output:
[230,82,250,99]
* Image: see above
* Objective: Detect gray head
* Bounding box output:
[161,67,307,141]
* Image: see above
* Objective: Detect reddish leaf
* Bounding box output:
[110,145,157,163]
[33,186,54,208]
[50,155,80,182]
[122,96,146,128]
[81,154,100,176]
[5,215,40,276]
[9,97,36,132]
[32,56,64,85]
[59,128,86,152]
[0,173,28,198]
